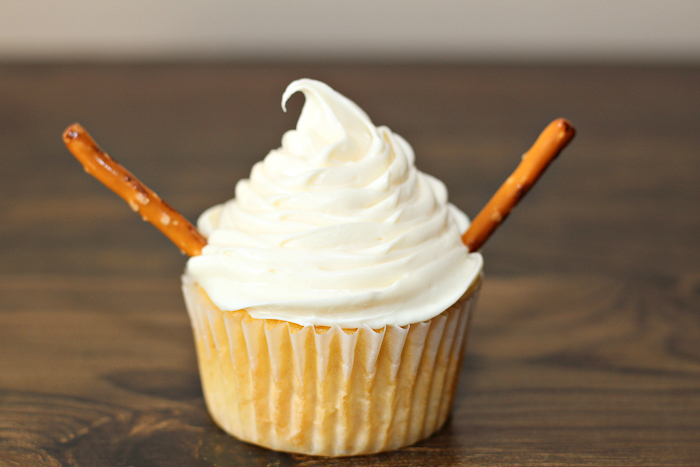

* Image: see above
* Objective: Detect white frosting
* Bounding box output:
[186,79,482,328]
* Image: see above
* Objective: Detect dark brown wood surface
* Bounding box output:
[0,63,698,466]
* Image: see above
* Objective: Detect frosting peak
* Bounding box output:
[282,79,374,163]
[186,79,482,328]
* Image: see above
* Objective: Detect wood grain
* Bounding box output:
[0,63,698,466]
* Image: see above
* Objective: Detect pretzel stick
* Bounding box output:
[62,123,207,257]
[462,118,575,252]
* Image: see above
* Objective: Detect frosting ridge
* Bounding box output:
[186,79,482,327]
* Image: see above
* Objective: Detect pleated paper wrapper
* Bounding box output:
[183,276,480,457]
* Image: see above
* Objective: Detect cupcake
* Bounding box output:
[63,78,574,457]
[182,79,483,456]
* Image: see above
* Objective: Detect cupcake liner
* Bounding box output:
[183,276,480,457]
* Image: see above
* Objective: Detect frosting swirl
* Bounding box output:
[186,79,482,328]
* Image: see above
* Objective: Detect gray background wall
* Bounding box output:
[1,0,699,62]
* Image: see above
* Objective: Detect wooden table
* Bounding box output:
[1,64,698,466]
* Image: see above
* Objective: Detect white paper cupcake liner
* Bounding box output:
[183,276,480,457]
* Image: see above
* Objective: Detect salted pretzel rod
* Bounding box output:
[462,118,575,252]
[62,123,207,257]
